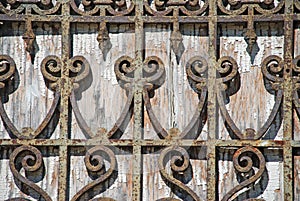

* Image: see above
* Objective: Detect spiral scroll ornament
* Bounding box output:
[179,56,208,139]
[114,55,135,89]
[261,55,284,90]
[143,56,166,90]
[217,56,239,85]
[222,146,266,201]
[71,146,117,201]
[0,55,16,89]
[9,145,52,201]
[186,56,207,93]
[158,146,203,201]
[69,56,91,90]
[41,55,62,90]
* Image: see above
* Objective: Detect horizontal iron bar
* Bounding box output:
[0,15,136,23]
[0,139,289,147]
[0,14,289,24]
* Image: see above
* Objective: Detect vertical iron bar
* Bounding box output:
[207,0,217,200]
[58,0,71,200]
[132,0,144,200]
[283,1,294,200]
[58,144,69,201]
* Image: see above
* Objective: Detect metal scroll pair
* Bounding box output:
[144,0,208,17]
[41,55,118,200]
[154,55,275,200]
[0,54,116,200]
[139,55,208,140]
[70,55,167,140]
[217,0,284,16]
[0,54,93,140]
[216,55,285,200]
[113,54,207,201]
[0,55,60,200]
[8,144,116,201]
[157,145,266,201]
[217,55,283,140]
[138,54,282,141]
[0,55,60,140]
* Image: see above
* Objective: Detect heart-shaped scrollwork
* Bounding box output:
[217,55,283,140]
[0,55,60,139]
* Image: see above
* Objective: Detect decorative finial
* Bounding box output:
[244,28,257,53]
[97,21,112,61]
[22,20,36,63]
[170,16,184,64]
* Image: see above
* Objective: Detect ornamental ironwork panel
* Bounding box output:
[0,0,299,200]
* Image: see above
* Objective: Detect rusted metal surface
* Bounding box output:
[0,0,298,200]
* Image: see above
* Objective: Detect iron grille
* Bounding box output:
[0,0,298,200]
